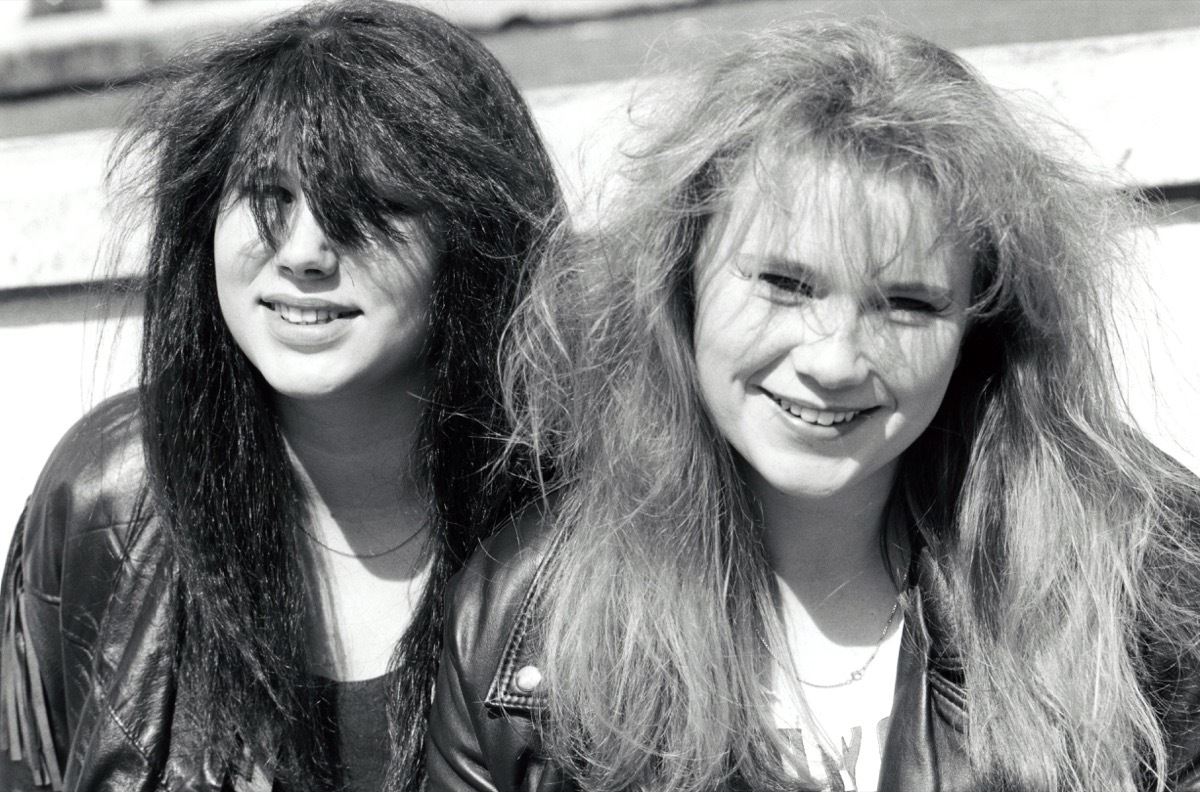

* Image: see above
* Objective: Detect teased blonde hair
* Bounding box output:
[505,17,1200,792]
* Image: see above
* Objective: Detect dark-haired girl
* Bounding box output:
[427,18,1200,792]
[1,1,561,790]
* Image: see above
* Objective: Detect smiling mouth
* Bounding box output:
[265,301,360,326]
[766,392,875,427]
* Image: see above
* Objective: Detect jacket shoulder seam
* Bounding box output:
[26,585,61,606]
[485,524,570,713]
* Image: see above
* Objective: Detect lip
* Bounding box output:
[260,297,362,324]
[261,295,360,313]
[758,386,878,428]
[260,297,362,348]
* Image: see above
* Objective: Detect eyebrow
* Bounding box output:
[753,256,823,282]
[745,252,960,300]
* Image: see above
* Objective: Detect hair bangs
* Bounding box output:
[223,32,437,255]
[723,26,1023,325]
[290,46,439,249]
[728,146,960,303]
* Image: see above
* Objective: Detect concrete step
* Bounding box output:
[0,0,700,96]
[3,27,1199,292]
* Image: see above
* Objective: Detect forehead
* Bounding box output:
[708,153,968,289]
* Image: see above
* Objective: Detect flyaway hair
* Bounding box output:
[503,18,1200,792]
[110,1,562,788]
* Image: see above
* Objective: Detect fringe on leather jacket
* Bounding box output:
[0,392,263,792]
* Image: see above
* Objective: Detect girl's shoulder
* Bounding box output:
[442,501,564,707]
[447,500,563,643]
[27,390,145,505]
[430,503,564,791]
[4,391,170,790]
[19,389,155,596]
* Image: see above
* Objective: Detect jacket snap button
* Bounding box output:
[513,665,542,693]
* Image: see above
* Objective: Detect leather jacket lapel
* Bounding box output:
[879,548,971,792]
[484,524,568,715]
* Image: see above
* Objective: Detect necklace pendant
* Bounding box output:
[850,669,864,682]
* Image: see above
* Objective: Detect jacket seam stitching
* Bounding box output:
[26,585,61,605]
[89,495,162,764]
[96,692,157,766]
[928,673,968,729]
[486,525,570,711]
[62,625,91,650]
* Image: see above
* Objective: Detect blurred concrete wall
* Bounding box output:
[0,0,699,96]
[2,19,1199,539]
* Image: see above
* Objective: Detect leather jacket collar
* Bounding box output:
[427,510,1200,792]
[428,512,979,792]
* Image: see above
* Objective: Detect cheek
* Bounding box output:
[352,242,439,364]
[361,229,438,308]
[692,303,742,432]
[211,207,272,361]
[692,319,769,448]
[212,204,267,291]
[888,326,965,408]
[692,308,746,397]
[692,272,767,370]
[691,290,725,399]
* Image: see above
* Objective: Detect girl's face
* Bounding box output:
[692,158,972,510]
[214,168,436,402]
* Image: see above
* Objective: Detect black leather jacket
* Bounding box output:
[427,510,1200,792]
[0,393,261,792]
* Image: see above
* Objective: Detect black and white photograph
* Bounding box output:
[2,1,1199,790]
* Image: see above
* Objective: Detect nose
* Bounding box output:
[787,301,871,389]
[274,200,337,280]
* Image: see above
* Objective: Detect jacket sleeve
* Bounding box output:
[0,505,65,791]
[1159,461,1200,792]
[0,393,147,792]
[426,511,571,792]
[426,568,499,792]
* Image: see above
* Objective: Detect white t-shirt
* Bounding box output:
[768,619,904,791]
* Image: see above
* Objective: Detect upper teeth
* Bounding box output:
[773,396,860,426]
[270,303,348,325]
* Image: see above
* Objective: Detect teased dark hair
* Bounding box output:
[505,17,1200,792]
[110,1,562,788]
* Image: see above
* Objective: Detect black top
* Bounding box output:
[317,673,392,791]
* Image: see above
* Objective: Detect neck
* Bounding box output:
[278,372,433,680]
[757,471,895,587]
[275,371,426,537]
[753,463,906,646]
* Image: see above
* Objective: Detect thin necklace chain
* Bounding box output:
[298,522,426,559]
[757,576,907,689]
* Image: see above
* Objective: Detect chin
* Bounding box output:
[754,471,834,499]
[758,461,868,502]
[262,373,355,401]
[775,482,848,501]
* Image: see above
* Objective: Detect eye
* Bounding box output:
[871,292,955,326]
[758,272,814,299]
[887,296,940,314]
[259,184,295,207]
